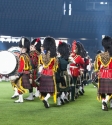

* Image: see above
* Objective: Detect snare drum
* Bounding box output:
[0,51,18,75]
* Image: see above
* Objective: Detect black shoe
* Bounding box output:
[102,102,108,111]
[33,95,36,98]
[82,89,85,93]
[75,95,78,99]
[11,95,19,99]
[43,100,49,108]
[79,91,83,95]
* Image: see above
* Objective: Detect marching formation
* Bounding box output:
[0,36,91,108]
[1,35,112,111]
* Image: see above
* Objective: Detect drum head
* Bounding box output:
[0,51,17,75]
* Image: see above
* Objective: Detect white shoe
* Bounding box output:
[25,92,34,101]
[15,94,23,103]
[102,104,104,110]
[43,100,50,108]
[15,99,21,103]
[11,88,19,99]
[34,89,40,97]
[102,101,108,111]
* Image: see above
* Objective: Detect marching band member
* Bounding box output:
[38,36,58,108]
[55,41,70,105]
[25,38,41,100]
[69,41,84,101]
[13,37,32,103]
[10,49,20,99]
[94,36,112,111]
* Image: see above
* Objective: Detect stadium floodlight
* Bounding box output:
[100,2,104,4]
[102,35,105,39]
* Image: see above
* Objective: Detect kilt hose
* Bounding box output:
[99,78,112,94]
[39,75,55,93]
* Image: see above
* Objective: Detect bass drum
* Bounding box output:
[0,51,18,76]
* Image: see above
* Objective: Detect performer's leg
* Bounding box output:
[63,91,69,102]
[60,92,65,104]
[43,93,50,108]
[33,87,40,97]
[57,92,61,106]
[25,88,34,101]
[71,85,75,101]
[15,90,23,103]
[71,76,77,101]
[81,83,85,93]
[79,85,83,95]
[101,94,108,111]
[11,87,19,99]
[75,85,79,99]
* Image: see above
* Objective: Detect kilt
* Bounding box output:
[99,78,112,93]
[22,74,32,89]
[39,75,55,93]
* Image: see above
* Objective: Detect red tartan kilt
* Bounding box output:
[39,75,55,93]
[99,78,112,94]
[22,74,32,89]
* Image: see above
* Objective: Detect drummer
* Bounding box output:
[9,47,20,99]
[13,37,32,103]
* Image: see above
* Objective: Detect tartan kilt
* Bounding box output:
[22,74,32,89]
[39,75,55,93]
[99,78,112,93]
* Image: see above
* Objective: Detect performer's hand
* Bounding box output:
[69,57,76,63]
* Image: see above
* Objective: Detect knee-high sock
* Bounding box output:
[44,93,51,101]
